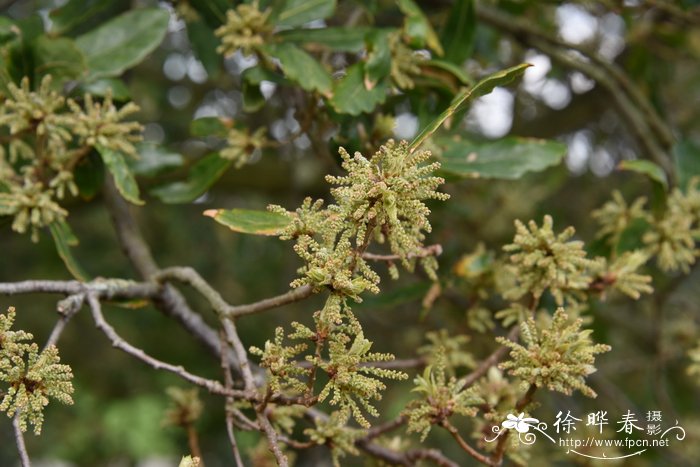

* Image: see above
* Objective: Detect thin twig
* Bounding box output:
[491,384,538,466]
[102,177,237,362]
[44,294,85,349]
[86,294,242,398]
[297,357,426,370]
[154,266,314,319]
[441,419,493,466]
[461,325,519,388]
[0,279,159,300]
[186,424,204,464]
[222,319,289,467]
[13,414,31,467]
[221,332,246,467]
[362,244,443,262]
[363,415,406,441]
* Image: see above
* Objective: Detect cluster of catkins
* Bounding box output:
[0,76,142,240]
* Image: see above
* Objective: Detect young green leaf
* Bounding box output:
[330,64,388,115]
[49,0,111,35]
[150,153,231,204]
[75,8,169,79]
[273,0,336,27]
[98,146,144,205]
[275,27,373,52]
[264,43,332,94]
[190,117,230,138]
[204,208,292,235]
[364,30,392,89]
[439,0,475,65]
[438,137,567,180]
[32,36,87,86]
[49,221,90,281]
[618,159,668,188]
[128,143,184,177]
[186,19,221,77]
[73,151,105,200]
[397,0,443,55]
[189,0,229,27]
[409,63,531,152]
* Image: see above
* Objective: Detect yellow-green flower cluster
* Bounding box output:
[592,190,649,244]
[163,387,203,428]
[312,327,407,428]
[404,352,483,441]
[0,76,142,241]
[253,140,445,431]
[291,235,381,299]
[418,329,475,375]
[327,139,449,277]
[273,139,448,295]
[0,307,74,434]
[593,182,700,274]
[498,308,611,398]
[643,186,700,273]
[602,251,653,299]
[178,456,201,467]
[389,33,425,90]
[304,411,362,467]
[220,127,269,168]
[503,215,602,305]
[0,181,68,242]
[66,92,141,157]
[215,2,272,57]
[249,327,310,394]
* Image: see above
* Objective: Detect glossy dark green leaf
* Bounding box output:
[330,64,388,115]
[364,30,392,89]
[150,153,231,204]
[189,0,229,27]
[190,117,230,137]
[49,220,90,281]
[75,8,169,79]
[264,43,332,94]
[98,146,144,205]
[73,151,104,200]
[410,63,530,151]
[187,19,220,77]
[204,208,291,235]
[438,137,567,180]
[274,0,336,27]
[618,159,668,188]
[242,79,266,112]
[397,0,443,55]
[32,36,87,86]
[49,0,111,35]
[242,65,285,84]
[275,27,373,52]
[0,16,43,88]
[129,143,184,177]
[439,0,475,65]
[673,140,700,191]
[422,59,471,86]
